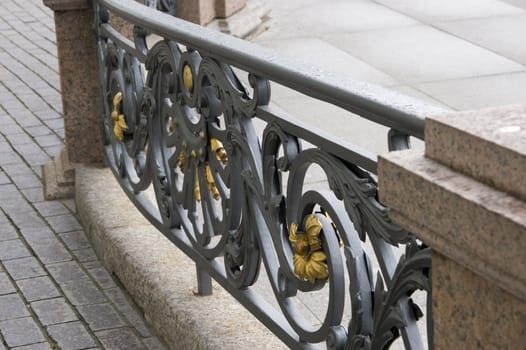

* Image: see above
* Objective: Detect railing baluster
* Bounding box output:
[195,264,213,296]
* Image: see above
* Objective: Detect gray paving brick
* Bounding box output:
[104,288,151,337]
[0,211,8,224]
[16,114,42,128]
[47,261,87,284]
[1,163,33,177]
[71,247,97,263]
[0,293,30,320]
[3,256,46,280]
[42,118,63,130]
[20,187,45,203]
[23,152,50,166]
[87,267,116,290]
[0,222,18,241]
[12,343,52,350]
[0,317,45,347]
[77,303,126,331]
[82,260,103,270]
[0,123,23,135]
[16,142,47,157]
[104,287,130,309]
[47,321,96,350]
[0,151,22,165]
[60,199,76,213]
[96,327,146,350]
[5,133,32,146]
[45,213,82,233]
[12,173,41,189]
[143,337,167,350]
[0,171,10,185]
[120,306,151,338]
[30,166,42,179]
[19,226,55,242]
[34,134,61,147]
[17,276,61,302]
[33,201,69,217]
[31,297,78,325]
[0,239,31,261]
[33,110,59,121]
[59,230,90,251]
[25,125,52,137]
[43,145,62,157]
[0,272,16,295]
[61,278,107,306]
[28,237,72,264]
[9,210,46,231]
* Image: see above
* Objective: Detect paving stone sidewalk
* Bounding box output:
[0,0,166,349]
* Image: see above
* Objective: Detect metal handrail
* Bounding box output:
[100,0,444,140]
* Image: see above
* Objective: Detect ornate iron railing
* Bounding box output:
[94,0,445,348]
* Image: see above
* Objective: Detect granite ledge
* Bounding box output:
[425,105,526,202]
[378,150,526,302]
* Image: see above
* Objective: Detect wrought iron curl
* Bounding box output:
[94,1,432,347]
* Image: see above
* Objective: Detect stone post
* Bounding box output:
[178,0,246,25]
[41,0,257,200]
[378,105,526,349]
[43,0,104,199]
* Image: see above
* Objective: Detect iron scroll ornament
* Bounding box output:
[95,3,431,349]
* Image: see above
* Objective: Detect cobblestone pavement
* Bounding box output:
[0,0,166,349]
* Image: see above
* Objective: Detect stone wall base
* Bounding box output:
[433,252,526,350]
[43,148,75,200]
[75,166,287,350]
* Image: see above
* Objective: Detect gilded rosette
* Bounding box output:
[289,215,329,283]
[111,92,128,141]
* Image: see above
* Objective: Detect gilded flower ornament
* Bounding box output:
[111,92,128,141]
[289,214,329,283]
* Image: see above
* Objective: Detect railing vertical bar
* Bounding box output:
[195,264,213,296]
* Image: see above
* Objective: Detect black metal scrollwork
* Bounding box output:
[95,1,432,349]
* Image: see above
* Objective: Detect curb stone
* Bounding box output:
[75,165,287,350]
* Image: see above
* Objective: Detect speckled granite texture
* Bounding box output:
[76,166,287,350]
[433,252,526,350]
[426,105,526,202]
[379,150,526,301]
[378,106,526,350]
[54,9,104,164]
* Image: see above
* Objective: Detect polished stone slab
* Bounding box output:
[416,72,526,110]
[255,38,399,87]
[256,0,417,40]
[326,25,524,84]
[436,14,526,65]
[374,0,523,22]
